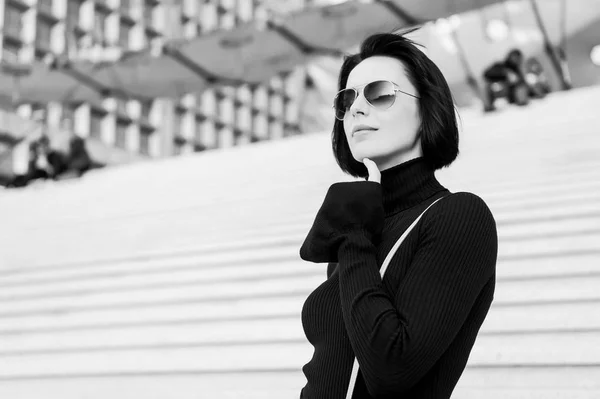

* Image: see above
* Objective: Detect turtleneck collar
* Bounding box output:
[379,157,447,217]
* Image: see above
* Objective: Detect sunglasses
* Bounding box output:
[333,80,419,121]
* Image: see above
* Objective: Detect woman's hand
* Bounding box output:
[363,158,381,183]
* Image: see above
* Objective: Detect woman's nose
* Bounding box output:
[349,92,369,117]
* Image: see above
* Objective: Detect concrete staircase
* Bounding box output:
[0,86,599,398]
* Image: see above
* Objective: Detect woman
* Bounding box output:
[298,31,498,398]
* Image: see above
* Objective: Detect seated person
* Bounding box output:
[67,136,93,177]
[482,49,530,112]
[524,57,552,98]
[38,135,68,179]
[503,49,526,85]
[9,140,52,188]
[27,141,50,181]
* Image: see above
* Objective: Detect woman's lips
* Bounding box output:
[354,129,376,137]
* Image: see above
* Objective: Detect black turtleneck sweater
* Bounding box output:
[298,157,498,399]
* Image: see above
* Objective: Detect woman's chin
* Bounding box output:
[353,148,379,163]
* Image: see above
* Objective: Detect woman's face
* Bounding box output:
[342,56,422,171]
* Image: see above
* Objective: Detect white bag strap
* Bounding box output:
[345,196,446,399]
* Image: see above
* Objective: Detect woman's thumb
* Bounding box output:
[363,158,381,183]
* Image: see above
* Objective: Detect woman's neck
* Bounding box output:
[380,157,446,216]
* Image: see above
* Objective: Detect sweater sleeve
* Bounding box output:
[338,192,498,396]
[299,181,384,264]
[327,262,338,279]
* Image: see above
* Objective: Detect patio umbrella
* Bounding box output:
[0,59,108,104]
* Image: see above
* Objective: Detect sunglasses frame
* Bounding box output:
[332,80,420,121]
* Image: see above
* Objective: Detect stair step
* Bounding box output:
[1,301,599,353]
[0,261,321,298]
[1,269,599,315]
[454,366,600,399]
[1,331,599,378]
[1,248,597,299]
[0,296,307,333]
[1,367,599,399]
[0,274,598,331]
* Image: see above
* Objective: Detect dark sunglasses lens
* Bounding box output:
[334,89,356,120]
[365,81,396,109]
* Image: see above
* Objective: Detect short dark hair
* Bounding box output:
[332,30,459,178]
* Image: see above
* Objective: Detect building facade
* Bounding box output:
[0,0,309,172]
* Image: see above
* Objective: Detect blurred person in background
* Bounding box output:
[38,135,68,179]
[67,136,92,177]
[503,48,526,82]
[27,140,50,181]
[7,135,101,188]
[524,57,552,99]
[7,139,51,188]
[298,30,498,399]
[482,48,530,112]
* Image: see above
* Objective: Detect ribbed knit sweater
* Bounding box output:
[298,157,498,399]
